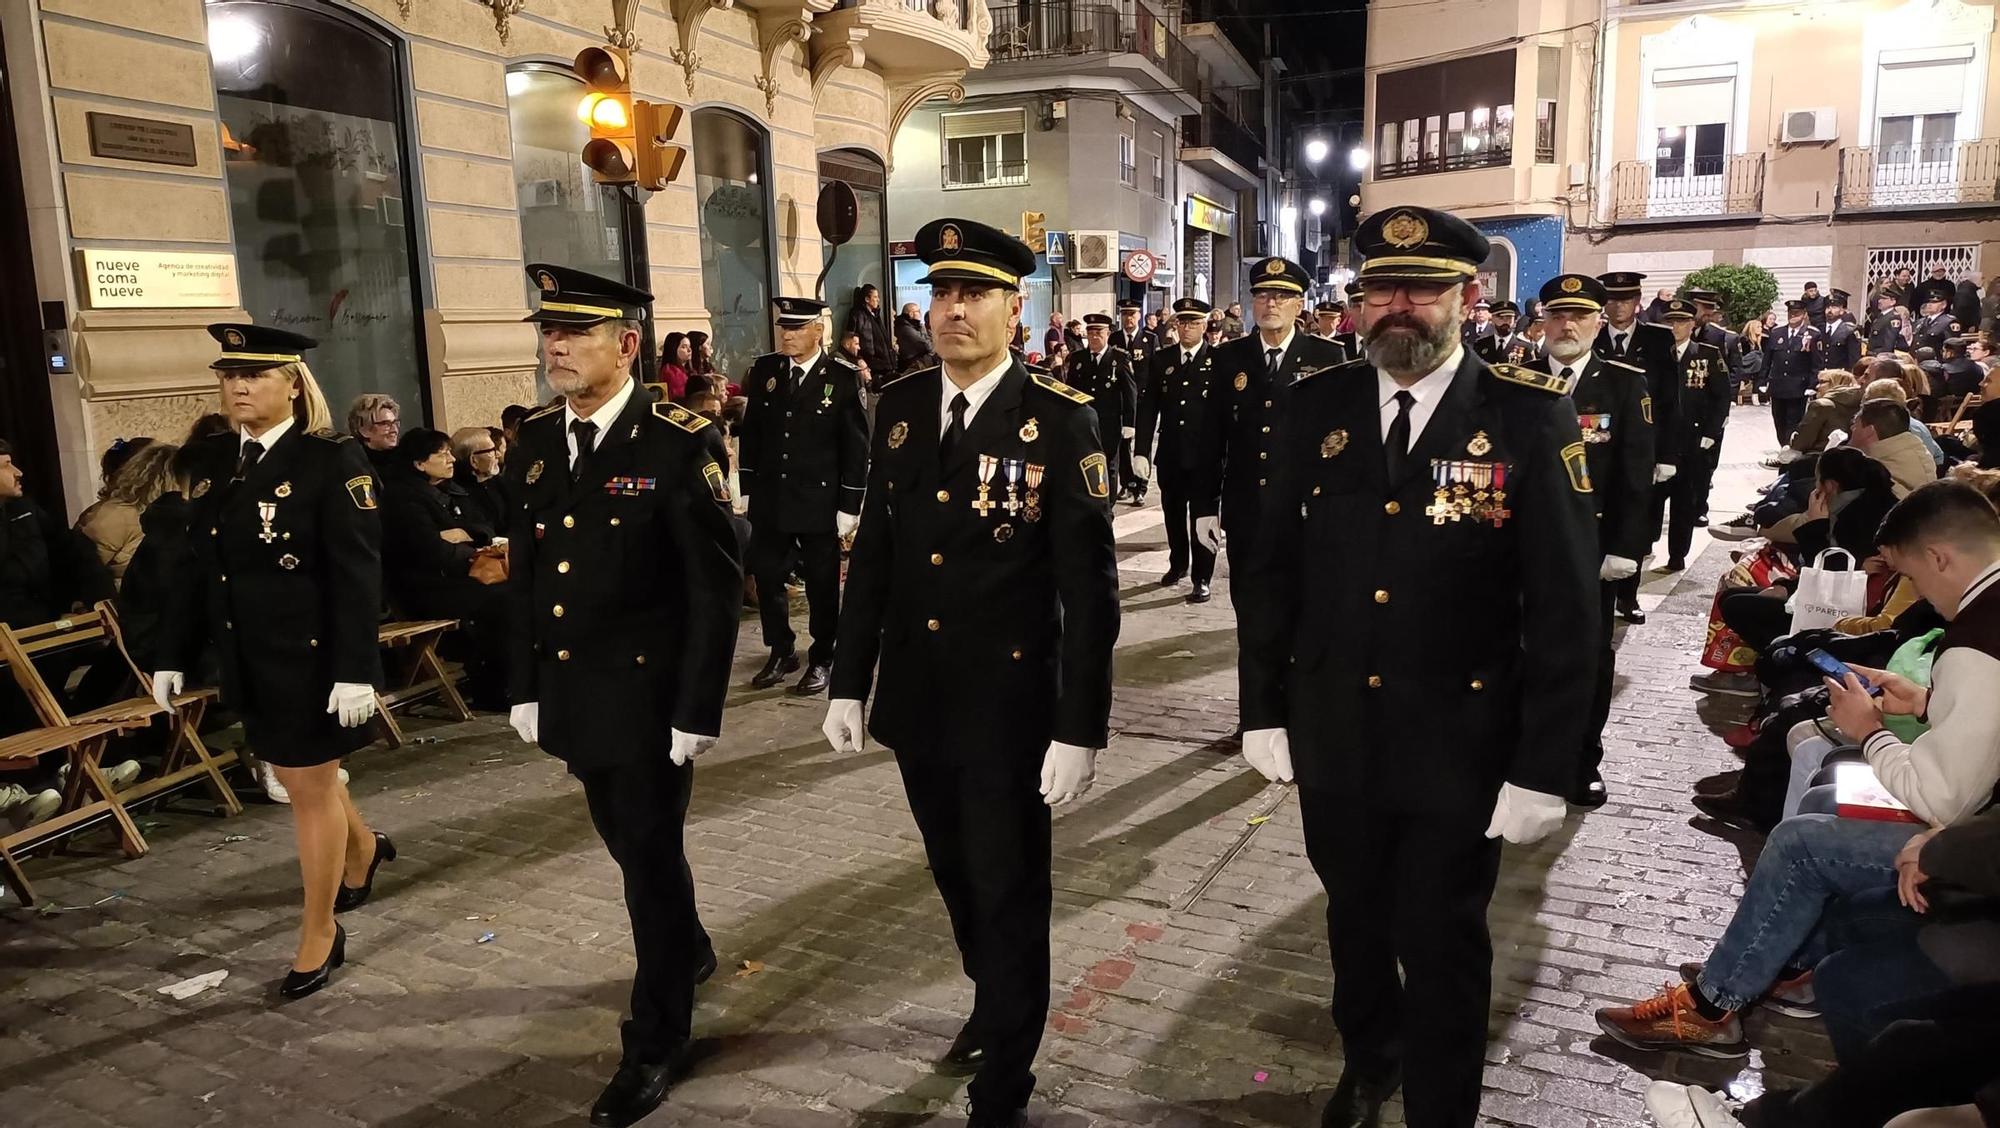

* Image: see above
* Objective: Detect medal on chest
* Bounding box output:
[1427,459,1511,527]
[1002,458,1024,516]
[1024,463,1045,522]
[821,382,834,410]
[1578,414,1613,443]
[257,500,279,544]
[973,454,1000,517]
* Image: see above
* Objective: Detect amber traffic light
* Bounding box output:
[1021,210,1047,248]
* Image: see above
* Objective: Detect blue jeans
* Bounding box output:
[1813,887,1952,1064]
[1696,813,1921,1010]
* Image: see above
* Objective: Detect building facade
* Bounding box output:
[0,0,984,515]
[885,0,1268,330]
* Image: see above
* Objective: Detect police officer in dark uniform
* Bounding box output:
[1134,297,1217,601]
[1868,294,1911,355]
[823,217,1119,1128]
[1913,279,1962,353]
[1686,289,1738,526]
[1474,300,1534,365]
[1595,271,1681,624]
[1312,300,1342,341]
[1527,274,1654,808]
[156,324,391,1001]
[1763,299,1824,445]
[504,265,743,1128]
[1654,300,1731,570]
[1111,300,1151,503]
[739,296,868,694]
[1801,281,1828,328]
[1336,287,1364,359]
[1190,257,1345,574]
[1065,313,1136,501]
[1235,206,1597,1128]
[1823,289,1862,371]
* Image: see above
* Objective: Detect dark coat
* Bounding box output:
[1595,321,1682,466]
[738,352,868,534]
[1135,340,1214,483]
[1533,354,1655,561]
[1662,339,1732,460]
[1191,331,1349,535]
[1795,484,1899,562]
[115,492,193,673]
[506,390,743,766]
[895,314,932,373]
[1236,353,1600,812]
[0,497,53,627]
[1823,318,1863,372]
[848,302,896,376]
[1476,331,1540,368]
[1063,347,1137,454]
[452,464,512,533]
[831,362,1119,760]
[382,471,493,617]
[1763,323,1824,399]
[1914,310,1963,354]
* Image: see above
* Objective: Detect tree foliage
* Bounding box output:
[1681,264,1780,330]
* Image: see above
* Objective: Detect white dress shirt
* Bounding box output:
[1258,328,1296,372]
[564,375,638,465]
[786,349,823,386]
[1377,346,1462,450]
[940,354,1012,431]
[240,414,294,453]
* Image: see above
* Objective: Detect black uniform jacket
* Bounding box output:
[1064,347,1136,452]
[1539,354,1655,563]
[382,473,494,613]
[1763,324,1824,399]
[1192,331,1348,532]
[1665,339,1732,460]
[1476,332,1539,368]
[506,388,743,768]
[1135,341,1213,480]
[830,362,1120,760]
[738,351,868,534]
[1236,353,1600,813]
[165,427,383,727]
[1824,319,1862,372]
[1595,320,1682,467]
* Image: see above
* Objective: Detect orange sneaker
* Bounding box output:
[1595,981,1748,1058]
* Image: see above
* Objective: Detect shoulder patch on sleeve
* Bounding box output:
[1641,393,1653,425]
[346,475,379,510]
[702,459,730,503]
[1561,442,1593,494]
[654,402,712,433]
[1490,363,1567,395]
[1031,372,1093,404]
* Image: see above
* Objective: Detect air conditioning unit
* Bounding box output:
[1072,230,1119,274]
[1780,107,1837,145]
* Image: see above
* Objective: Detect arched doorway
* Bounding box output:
[207,0,428,423]
[692,108,775,382]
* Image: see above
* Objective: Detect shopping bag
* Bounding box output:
[1788,548,1868,633]
[1700,545,1796,671]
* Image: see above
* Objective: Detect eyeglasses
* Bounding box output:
[467,446,497,457]
[1360,280,1452,306]
[1250,291,1300,305]
[368,417,400,430]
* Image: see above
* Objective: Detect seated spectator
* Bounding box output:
[1973,362,2000,469]
[1852,398,1939,497]
[487,426,509,474]
[347,393,402,476]
[501,403,534,448]
[1773,370,1864,461]
[450,426,510,532]
[897,302,932,373]
[0,438,53,627]
[74,441,178,586]
[115,443,203,676]
[1939,337,1983,400]
[380,428,508,709]
[658,331,693,401]
[1600,480,2000,1058]
[1865,377,1948,467]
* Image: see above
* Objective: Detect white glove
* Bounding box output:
[670,728,717,766]
[510,702,540,743]
[836,511,860,539]
[326,682,378,729]
[1120,426,1136,440]
[1241,728,1294,783]
[1132,455,1151,480]
[1194,515,1222,553]
[822,697,866,752]
[1699,437,1716,450]
[1484,783,1568,845]
[1039,741,1098,806]
[1652,463,1677,484]
[150,670,183,712]
[1599,555,1639,581]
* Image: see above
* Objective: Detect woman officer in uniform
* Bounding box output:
[154,324,396,999]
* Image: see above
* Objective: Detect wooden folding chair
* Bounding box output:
[372,619,471,747]
[1934,392,1981,435]
[91,602,240,816]
[0,719,152,906]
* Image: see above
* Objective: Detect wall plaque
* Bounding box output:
[87,112,199,167]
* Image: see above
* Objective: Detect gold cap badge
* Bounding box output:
[1264,259,1285,277]
[1560,277,1583,294]
[224,329,245,347]
[939,224,961,252]
[1382,210,1428,249]
[537,270,557,293]
[1467,431,1492,457]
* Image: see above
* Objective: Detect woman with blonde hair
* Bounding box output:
[153,324,396,1000]
[75,441,181,585]
[1738,316,1768,403]
[1778,369,1864,458]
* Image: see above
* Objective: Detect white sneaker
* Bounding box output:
[255,759,290,805]
[338,767,350,787]
[0,783,63,829]
[57,760,144,792]
[1646,1081,1746,1128]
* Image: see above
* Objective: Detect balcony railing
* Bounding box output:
[943,158,1028,189]
[1837,138,2000,211]
[837,0,975,30]
[1178,0,1262,69]
[1180,103,1264,171]
[1374,141,1513,181]
[1610,153,1764,221]
[986,2,1204,100]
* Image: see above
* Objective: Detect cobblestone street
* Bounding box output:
[1,407,1830,1128]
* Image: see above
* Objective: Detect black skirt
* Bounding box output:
[241,706,369,768]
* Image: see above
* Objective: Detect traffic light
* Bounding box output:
[633,100,687,192]
[1021,210,1047,248]
[573,46,687,190]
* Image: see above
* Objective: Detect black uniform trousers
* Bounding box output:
[1690,438,1723,526]
[1773,397,1807,446]
[896,743,1052,1116]
[748,524,841,665]
[1299,784,1504,1128]
[575,756,709,1066]
[1117,434,1142,499]
[1582,580,1618,777]
[1157,465,1213,583]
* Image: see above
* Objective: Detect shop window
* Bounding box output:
[693,108,774,382]
[506,65,630,292]
[208,0,426,420]
[1373,49,1517,178]
[819,148,890,362]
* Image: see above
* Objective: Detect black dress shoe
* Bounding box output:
[1160,568,1186,587]
[1570,772,1608,809]
[590,1060,675,1128]
[1321,1066,1401,1128]
[791,662,830,696]
[1616,601,1646,625]
[1187,582,1212,604]
[334,831,397,913]
[693,943,718,986]
[750,650,800,688]
[1662,557,1687,573]
[968,1110,1027,1128]
[937,1023,985,1075]
[1692,788,1770,834]
[279,924,345,1000]
[1694,515,1710,527]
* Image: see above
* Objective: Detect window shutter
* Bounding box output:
[942,109,1025,139]
[1878,59,1968,118]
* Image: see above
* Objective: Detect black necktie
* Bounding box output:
[941,392,968,463]
[569,419,598,479]
[1384,390,1415,483]
[234,440,264,481]
[1184,351,1195,367]
[1266,347,1282,377]
[792,364,806,389]
[1615,333,1628,355]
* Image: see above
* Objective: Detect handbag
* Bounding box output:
[1787,548,1868,633]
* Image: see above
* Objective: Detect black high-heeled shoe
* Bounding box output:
[334,831,397,913]
[279,924,345,1000]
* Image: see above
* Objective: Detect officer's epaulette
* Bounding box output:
[1293,360,1355,383]
[1489,363,1567,395]
[826,354,859,371]
[653,401,712,433]
[873,365,933,394]
[1030,371,1093,404]
[304,428,352,443]
[523,401,564,423]
[1602,357,1646,375]
[1025,362,1051,377]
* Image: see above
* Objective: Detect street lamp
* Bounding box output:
[1303,137,1330,166]
[1349,146,1371,172]
[1308,198,1327,217]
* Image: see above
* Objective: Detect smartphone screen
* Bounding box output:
[1808,649,1883,696]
